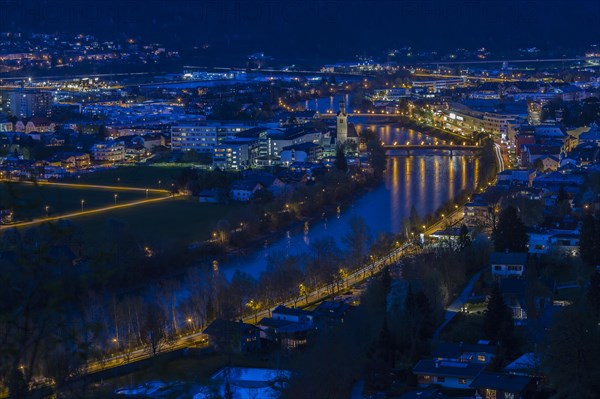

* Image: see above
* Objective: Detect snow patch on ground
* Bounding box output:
[193,367,291,399]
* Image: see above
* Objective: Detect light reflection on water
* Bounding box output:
[220,124,478,279]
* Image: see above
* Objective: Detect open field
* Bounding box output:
[72,165,190,188]
[1,181,165,221]
[61,196,250,247]
[1,176,250,247]
[439,312,485,344]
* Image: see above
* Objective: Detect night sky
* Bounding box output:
[2,0,599,61]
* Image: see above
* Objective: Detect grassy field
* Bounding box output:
[73,165,189,188]
[2,175,250,247]
[72,196,250,247]
[1,181,163,220]
[439,312,485,344]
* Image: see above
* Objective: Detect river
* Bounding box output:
[219,122,479,279]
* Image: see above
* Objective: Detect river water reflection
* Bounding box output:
[220,123,479,279]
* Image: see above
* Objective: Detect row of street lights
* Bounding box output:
[43,193,126,218]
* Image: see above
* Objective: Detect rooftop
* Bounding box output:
[470,372,532,392]
[413,359,485,378]
[489,252,528,265]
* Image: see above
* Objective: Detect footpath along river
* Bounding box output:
[220,122,479,279]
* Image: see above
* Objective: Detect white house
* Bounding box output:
[490,252,528,279]
[271,305,313,324]
[229,180,264,202]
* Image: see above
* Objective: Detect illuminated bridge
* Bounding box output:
[383,143,480,156]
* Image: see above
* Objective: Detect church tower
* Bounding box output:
[336,98,348,144]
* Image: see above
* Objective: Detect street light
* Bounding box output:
[299,283,308,305]
[44,205,49,218]
[81,199,85,212]
[114,193,118,205]
[246,300,259,323]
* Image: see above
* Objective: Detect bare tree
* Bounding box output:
[141,303,167,357]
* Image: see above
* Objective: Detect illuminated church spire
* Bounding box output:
[337,98,348,144]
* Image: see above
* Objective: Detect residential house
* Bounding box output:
[533,125,567,144]
[533,171,585,195]
[258,306,315,351]
[431,341,497,365]
[276,322,314,350]
[131,134,165,150]
[496,169,536,187]
[504,353,543,377]
[471,372,534,399]
[91,140,125,163]
[202,319,261,353]
[527,229,555,255]
[229,180,264,202]
[413,359,485,389]
[0,118,13,132]
[464,202,491,228]
[13,117,55,135]
[430,227,467,246]
[549,233,580,257]
[490,252,528,279]
[272,305,313,324]
[243,172,290,197]
[498,278,553,323]
[506,186,544,202]
[313,300,351,326]
[535,155,560,172]
[53,152,91,171]
[520,144,563,167]
[124,144,148,161]
[561,143,600,167]
[198,188,220,203]
[577,123,600,146]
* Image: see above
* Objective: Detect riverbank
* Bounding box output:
[395,116,477,145]
[221,183,372,261]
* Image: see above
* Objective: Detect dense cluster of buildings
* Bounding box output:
[0,31,178,72]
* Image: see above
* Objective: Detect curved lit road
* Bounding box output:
[0,180,173,230]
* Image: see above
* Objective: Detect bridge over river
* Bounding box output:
[383,143,480,156]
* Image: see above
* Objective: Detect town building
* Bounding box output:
[91,140,125,163]
[170,121,257,153]
[213,138,259,171]
[0,90,53,118]
[442,100,527,140]
[279,142,322,165]
[464,202,491,228]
